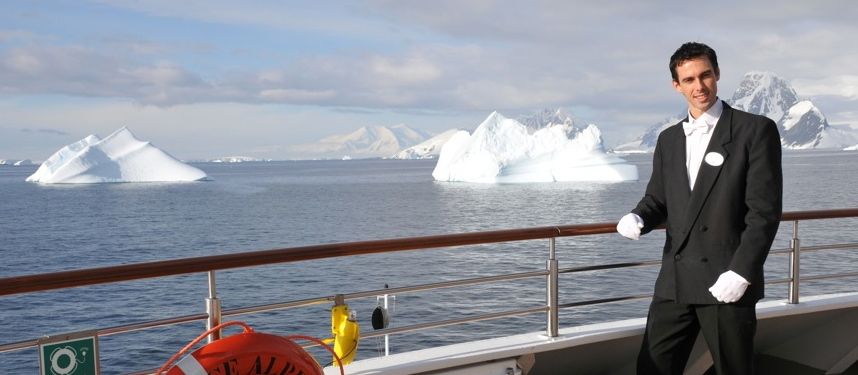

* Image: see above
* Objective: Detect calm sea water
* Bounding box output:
[1,151,856,373]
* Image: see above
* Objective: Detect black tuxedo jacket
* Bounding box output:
[632,103,782,305]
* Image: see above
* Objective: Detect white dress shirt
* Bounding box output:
[684,99,723,190]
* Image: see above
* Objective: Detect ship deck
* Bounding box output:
[331,293,858,375]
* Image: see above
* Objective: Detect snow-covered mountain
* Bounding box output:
[730,71,799,126]
[287,124,431,159]
[618,71,858,151]
[612,115,683,153]
[288,109,591,160]
[730,71,857,149]
[516,108,583,134]
[392,129,461,159]
[779,100,827,149]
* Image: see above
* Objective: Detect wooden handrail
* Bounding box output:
[1,208,856,297]
[781,208,858,221]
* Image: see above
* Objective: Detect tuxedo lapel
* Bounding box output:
[669,123,692,206]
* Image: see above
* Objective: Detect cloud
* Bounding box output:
[0,45,215,105]
[258,88,337,102]
[4,50,43,74]
[3,1,858,126]
[793,75,858,101]
[2,1,671,113]
[0,30,40,43]
[369,55,442,85]
[86,0,400,40]
[19,128,69,136]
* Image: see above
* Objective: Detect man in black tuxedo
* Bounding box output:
[617,42,782,374]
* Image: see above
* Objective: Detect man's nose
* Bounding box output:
[691,79,703,91]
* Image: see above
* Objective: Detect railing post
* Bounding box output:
[206,270,222,342]
[546,237,559,338]
[788,221,801,304]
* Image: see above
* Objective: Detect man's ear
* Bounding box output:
[715,68,721,81]
[672,79,681,92]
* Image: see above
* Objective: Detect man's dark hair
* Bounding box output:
[669,42,719,81]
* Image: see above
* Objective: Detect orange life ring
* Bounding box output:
[159,322,340,375]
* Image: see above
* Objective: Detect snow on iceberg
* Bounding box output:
[26,127,208,183]
[432,111,637,183]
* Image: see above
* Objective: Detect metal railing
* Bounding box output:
[1,208,857,372]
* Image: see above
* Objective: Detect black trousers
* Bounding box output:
[637,296,757,375]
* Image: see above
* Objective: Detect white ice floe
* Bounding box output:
[432,111,638,183]
[209,156,268,163]
[26,127,208,183]
[0,159,33,166]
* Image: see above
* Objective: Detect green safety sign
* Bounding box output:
[39,333,99,375]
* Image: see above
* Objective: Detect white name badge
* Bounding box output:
[704,152,724,166]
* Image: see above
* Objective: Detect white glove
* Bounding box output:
[617,213,644,240]
[708,270,750,303]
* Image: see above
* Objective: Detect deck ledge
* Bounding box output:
[326,292,858,375]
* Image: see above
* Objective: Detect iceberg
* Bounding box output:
[432,112,638,183]
[26,127,208,183]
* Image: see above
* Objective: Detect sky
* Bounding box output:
[2,0,857,160]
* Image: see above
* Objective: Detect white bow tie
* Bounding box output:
[683,119,712,136]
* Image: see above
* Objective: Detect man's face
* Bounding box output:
[672,57,720,118]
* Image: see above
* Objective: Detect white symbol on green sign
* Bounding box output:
[40,336,98,375]
[50,345,85,374]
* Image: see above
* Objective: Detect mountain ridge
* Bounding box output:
[615,71,857,152]
[285,124,431,159]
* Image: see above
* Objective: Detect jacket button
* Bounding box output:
[700,226,708,232]
[674,254,682,261]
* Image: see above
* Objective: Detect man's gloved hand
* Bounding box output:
[708,270,750,303]
[617,213,644,240]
